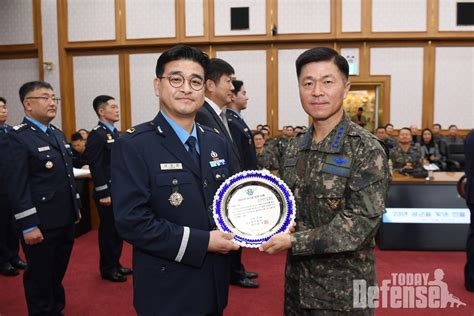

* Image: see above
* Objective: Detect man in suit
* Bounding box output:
[464,129,474,291]
[111,45,239,315]
[226,80,258,171]
[84,95,131,282]
[195,59,259,288]
[7,81,82,315]
[0,97,27,276]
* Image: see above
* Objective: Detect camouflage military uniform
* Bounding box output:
[281,113,389,315]
[389,143,423,171]
[256,147,280,173]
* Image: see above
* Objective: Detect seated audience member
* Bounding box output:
[374,127,394,155]
[389,127,424,172]
[70,132,89,169]
[420,128,444,170]
[410,124,422,145]
[432,123,442,142]
[256,124,263,131]
[77,128,89,141]
[351,107,367,128]
[444,124,464,145]
[275,126,294,163]
[293,126,305,137]
[253,131,279,174]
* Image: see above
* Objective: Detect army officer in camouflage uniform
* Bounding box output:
[260,47,390,315]
[389,127,424,172]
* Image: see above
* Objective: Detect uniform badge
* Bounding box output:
[45,161,54,169]
[38,146,50,152]
[169,192,183,207]
[210,151,219,160]
[325,198,341,210]
[107,133,113,140]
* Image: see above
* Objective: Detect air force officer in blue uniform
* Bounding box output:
[111,45,239,316]
[7,81,81,315]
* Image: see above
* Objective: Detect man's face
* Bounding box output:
[71,139,86,154]
[232,86,248,110]
[293,127,303,137]
[261,129,270,140]
[410,124,418,135]
[0,101,8,124]
[449,126,458,137]
[283,127,294,138]
[79,130,89,140]
[432,125,441,135]
[253,134,265,149]
[298,60,350,122]
[398,129,412,145]
[23,88,57,124]
[206,74,234,107]
[99,99,120,123]
[375,128,386,140]
[154,59,205,119]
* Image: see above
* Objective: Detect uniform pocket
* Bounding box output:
[156,171,193,187]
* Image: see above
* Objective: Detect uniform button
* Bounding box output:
[160,267,166,272]
[70,185,73,188]
[172,179,178,185]
[215,174,221,180]
[221,174,226,178]
[46,155,50,158]
[68,174,71,178]
[203,180,207,188]
[41,197,46,201]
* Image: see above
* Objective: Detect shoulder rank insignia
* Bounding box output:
[214,128,220,134]
[325,198,341,210]
[93,125,101,130]
[126,127,135,134]
[13,123,26,131]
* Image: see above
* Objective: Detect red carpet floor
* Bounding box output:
[1,230,474,315]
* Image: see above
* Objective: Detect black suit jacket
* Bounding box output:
[7,118,80,231]
[196,101,241,174]
[226,109,257,170]
[465,130,474,205]
[84,121,119,199]
[112,112,231,315]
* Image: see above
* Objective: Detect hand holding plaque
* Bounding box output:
[213,170,296,248]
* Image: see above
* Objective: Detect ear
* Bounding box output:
[343,80,351,99]
[153,78,161,97]
[205,79,215,93]
[23,100,32,113]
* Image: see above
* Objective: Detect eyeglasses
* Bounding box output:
[27,96,61,104]
[158,74,204,91]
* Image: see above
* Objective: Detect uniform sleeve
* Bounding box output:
[111,137,210,268]
[7,133,41,231]
[84,131,110,199]
[291,147,389,256]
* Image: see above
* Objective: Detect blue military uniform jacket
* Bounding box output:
[84,121,118,199]
[226,109,258,170]
[6,118,80,231]
[111,112,232,315]
[0,124,13,196]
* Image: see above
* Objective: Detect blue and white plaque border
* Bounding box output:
[213,170,296,248]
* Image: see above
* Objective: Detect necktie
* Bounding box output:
[185,136,201,172]
[113,128,120,137]
[45,127,53,136]
[220,109,233,141]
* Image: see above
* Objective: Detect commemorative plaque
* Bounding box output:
[213,170,296,248]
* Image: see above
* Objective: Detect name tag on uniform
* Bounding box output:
[321,154,352,178]
[107,139,115,143]
[160,163,183,170]
[284,158,297,167]
[209,159,226,168]
[38,146,50,152]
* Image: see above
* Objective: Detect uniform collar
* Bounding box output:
[227,108,241,118]
[99,120,115,133]
[25,116,50,134]
[300,112,351,153]
[159,111,199,153]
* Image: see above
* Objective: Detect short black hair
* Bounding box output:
[0,97,6,104]
[231,80,244,95]
[207,58,234,83]
[71,132,84,142]
[78,128,89,135]
[400,127,412,134]
[19,81,54,103]
[384,123,394,129]
[448,124,457,129]
[375,126,385,132]
[93,95,115,115]
[296,47,349,80]
[253,131,264,138]
[155,45,210,78]
[358,107,364,111]
[433,123,442,129]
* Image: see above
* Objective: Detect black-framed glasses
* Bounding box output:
[27,96,61,104]
[158,74,204,91]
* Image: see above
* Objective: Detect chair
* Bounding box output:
[445,143,465,171]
